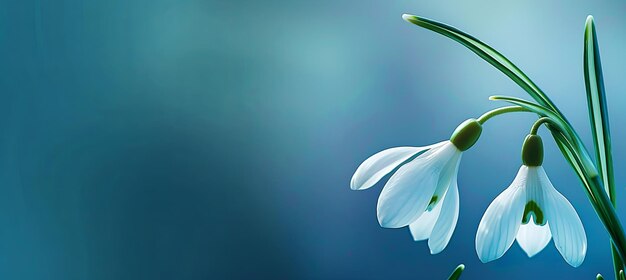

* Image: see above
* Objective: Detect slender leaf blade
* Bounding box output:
[584,16,614,201]
[583,15,622,280]
[402,14,559,113]
[489,96,559,120]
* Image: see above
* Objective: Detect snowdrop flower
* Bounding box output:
[351,119,482,254]
[476,134,587,267]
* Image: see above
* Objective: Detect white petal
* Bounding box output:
[475,166,528,263]
[431,148,462,202]
[516,217,552,257]
[409,197,443,241]
[376,141,456,228]
[428,180,459,254]
[350,145,435,191]
[539,167,587,267]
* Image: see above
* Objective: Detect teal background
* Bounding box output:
[2,0,626,279]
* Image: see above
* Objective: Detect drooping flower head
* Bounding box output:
[351,119,482,254]
[476,134,587,267]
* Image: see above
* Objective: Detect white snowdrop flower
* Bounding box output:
[351,119,482,254]
[476,134,587,267]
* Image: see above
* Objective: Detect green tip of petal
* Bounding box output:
[447,264,465,280]
[586,15,594,24]
[596,273,604,280]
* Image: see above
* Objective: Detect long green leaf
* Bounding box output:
[584,16,615,204]
[401,14,560,114]
[583,15,623,280]
[489,96,560,121]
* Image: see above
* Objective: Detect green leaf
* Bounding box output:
[613,246,624,280]
[584,15,615,203]
[401,14,560,114]
[598,273,605,280]
[447,264,464,280]
[489,96,560,120]
[584,16,623,278]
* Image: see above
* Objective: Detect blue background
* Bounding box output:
[2,0,626,279]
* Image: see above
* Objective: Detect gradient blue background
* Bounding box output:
[2,0,626,279]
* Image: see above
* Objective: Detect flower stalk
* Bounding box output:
[476,106,530,124]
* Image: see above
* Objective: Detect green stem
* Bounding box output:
[476,106,530,124]
[529,117,555,135]
[613,246,624,280]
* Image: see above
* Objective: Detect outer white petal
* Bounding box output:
[409,196,444,241]
[475,167,528,263]
[377,141,456,228]
[428,179,459,254]
[516,217,552,257]
[350,143,441,190]
[539,167,587,267]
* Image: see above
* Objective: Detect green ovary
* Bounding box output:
[522,200,545,225]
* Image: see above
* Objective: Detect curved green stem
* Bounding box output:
[476,106,531,124]
[529,117,557,135]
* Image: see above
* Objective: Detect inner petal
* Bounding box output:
[522,200,545,225]
[409,196,444,241]
[516,216,552,258]
[429,147,462,209]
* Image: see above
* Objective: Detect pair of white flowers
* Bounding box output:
[350,119,587,267]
